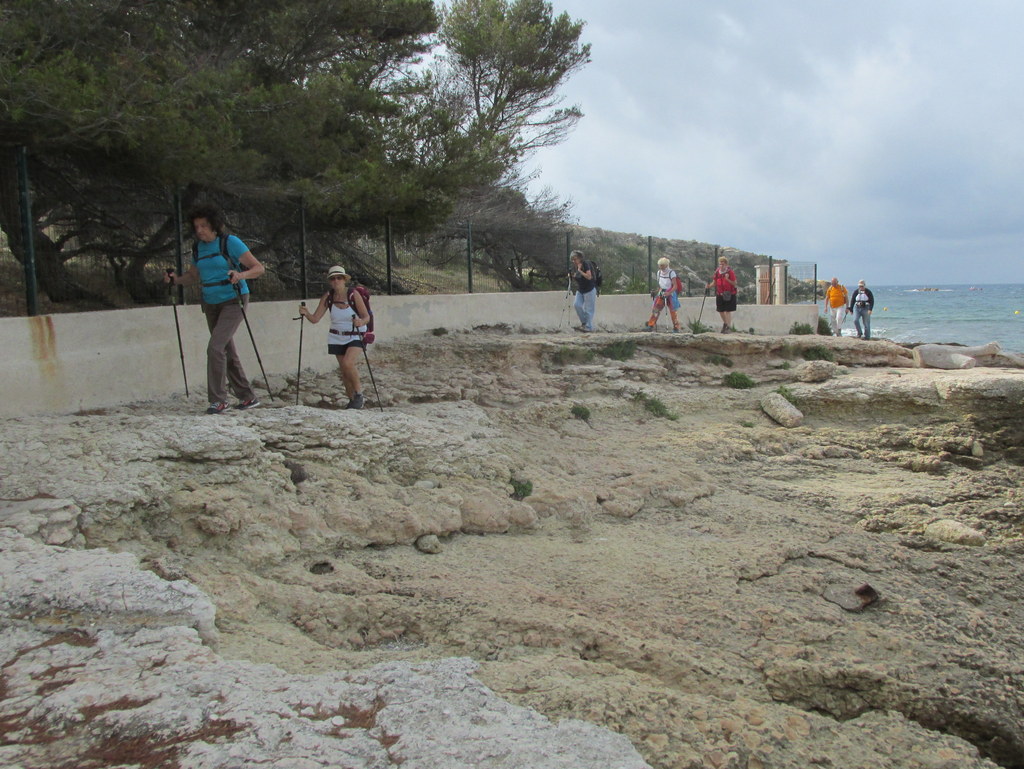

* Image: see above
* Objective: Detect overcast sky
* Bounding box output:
[525,1,1024,285]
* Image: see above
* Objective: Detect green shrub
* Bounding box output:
[723,372,756,389]
[510,477,533,500]
[769,361,792,370]
[570,404,591,422]
[817,316,832,335]
[801,345,835,362]
[789,321,814,335]
[739,419,756,428]
[598,339,637,361]
[775,385,797,404]
[551,346,595,366]
[687,319,714,334]
[632,391,679,420]
[704,354,733,367]
[431,327,449,336]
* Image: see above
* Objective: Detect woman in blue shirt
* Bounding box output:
[165,205,266,414]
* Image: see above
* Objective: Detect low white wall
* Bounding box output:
[0,292,816,417]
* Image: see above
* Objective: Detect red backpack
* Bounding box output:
[671,271,685,295]
[347,285,374,344]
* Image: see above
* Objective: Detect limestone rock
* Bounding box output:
[924,519,987,546]
[415,534,442,554]
[795,360,837,382]
[913,342,1001,369]
[0,529,217,645]
[761,392,804,427]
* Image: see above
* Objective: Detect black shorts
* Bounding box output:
[716,293,737,312]
[328,340,365,355]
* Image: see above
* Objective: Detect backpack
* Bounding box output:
[671,271,685,295]
[589,260,603,292]
[346,284,375,344]
[192,234,240,272]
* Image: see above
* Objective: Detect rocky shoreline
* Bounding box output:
[2,330,1022,768]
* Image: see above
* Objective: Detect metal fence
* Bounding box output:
[1,212,817,317]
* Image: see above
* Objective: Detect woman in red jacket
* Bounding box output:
[706,256,738,333]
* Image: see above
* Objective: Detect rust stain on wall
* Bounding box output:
[29,315,60,379]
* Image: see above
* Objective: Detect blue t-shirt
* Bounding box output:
[194,234,250,305]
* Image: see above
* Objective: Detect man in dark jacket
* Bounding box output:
[848,279,875,339]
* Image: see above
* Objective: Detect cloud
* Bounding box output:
[528,1,1024,283]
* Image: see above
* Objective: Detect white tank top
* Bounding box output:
[328,296,366,344]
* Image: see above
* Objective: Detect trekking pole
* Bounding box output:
[233,283,274,401]
[166,268,189,397]
[558,273,572,329]
[353,320,384,412]
[697,286,709,330]
[292,302,305,406]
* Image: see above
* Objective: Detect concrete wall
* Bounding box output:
[0,292,817,417]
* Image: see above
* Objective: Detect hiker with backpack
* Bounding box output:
[298,265,371,409]
[645,257,683,332]
[164,204,265,414]
[569,249,598,332]
[706,255,738,333]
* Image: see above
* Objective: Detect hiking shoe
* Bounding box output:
[672,327,680,333]
[345,392,365,410]
[206,402,229,415]
[644,325,654,332]
[234,397,261,411]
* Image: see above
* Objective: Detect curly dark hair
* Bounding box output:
[186,204,227,235]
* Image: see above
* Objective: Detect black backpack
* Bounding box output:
[589,260,603,293]
[192,234,240,272]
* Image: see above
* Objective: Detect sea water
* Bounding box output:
[825,283,1024,354]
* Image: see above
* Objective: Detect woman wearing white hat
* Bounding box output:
[299,265,371,409]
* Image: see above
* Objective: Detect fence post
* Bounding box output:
[466,220,473,294]
[386,215,394,295]
[647,236,653,293]
[16,146,39,316]
[299,198,308,299]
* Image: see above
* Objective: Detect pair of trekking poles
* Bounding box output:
[167,268,272,401]
[291,302,383,412]
[646,287,711,331]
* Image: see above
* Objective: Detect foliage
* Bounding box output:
[789,321,814,335]
[801,345,835,362]
[704,354,733,367]
[0,0,590,304]
[723,372,756,389]
[437,0,591,171]
[688,319,714,333]
[509,476,533,500]
[817,316,832,335]
[633,391,678,420]
[550,346,594,366]
[597,339,636,361]
[570,404,591,422]
[432,327,450,336]
[775,385,797,404]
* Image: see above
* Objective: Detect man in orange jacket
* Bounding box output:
[824,277,849,337]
